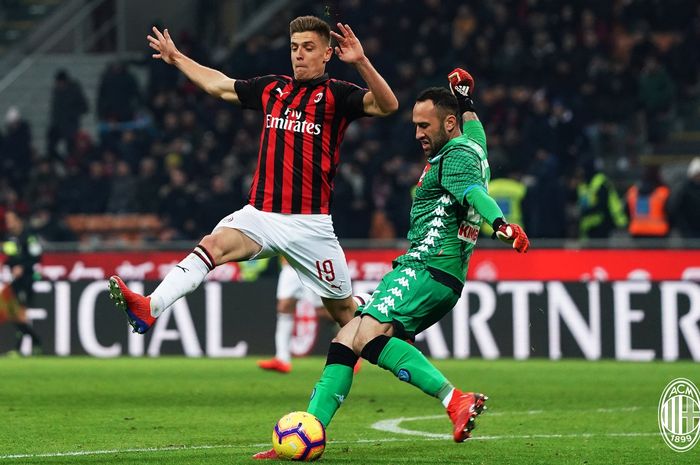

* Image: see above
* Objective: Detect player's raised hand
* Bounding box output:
[447,68,476,114]
[147,26,180,64]
[494,220,530,253]
[330,23,365,65]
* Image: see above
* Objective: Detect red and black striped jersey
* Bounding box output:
[234,73,368,214]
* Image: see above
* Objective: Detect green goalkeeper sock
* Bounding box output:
[362,335,451,398]
[307,342,358,427]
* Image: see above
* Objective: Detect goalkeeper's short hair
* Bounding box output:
[416,87,460,119]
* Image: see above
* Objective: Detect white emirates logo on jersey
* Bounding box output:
[266,108,321,135]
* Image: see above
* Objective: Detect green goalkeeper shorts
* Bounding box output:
[359,264,459,337]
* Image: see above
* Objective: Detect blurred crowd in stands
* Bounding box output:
[1,0,699,244]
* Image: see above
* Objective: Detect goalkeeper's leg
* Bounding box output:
[355,316,487,442]
[253,317,360,460]
[306,316,361,427]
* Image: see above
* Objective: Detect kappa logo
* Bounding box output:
[658,378,700,452]
[313,92,324,103]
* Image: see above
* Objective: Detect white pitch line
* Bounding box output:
[370,406,647,440]
[0,432,661,460]
[0,432,661,461]
[0,444,254,460]
[0,406,653,460]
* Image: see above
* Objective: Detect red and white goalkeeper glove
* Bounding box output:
[493,218,530,253]
[447,67,476,114]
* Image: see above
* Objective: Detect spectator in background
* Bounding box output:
[25,159,59,212]
[638,55,675,144]
[522,150,568,238]
[97,61,141,123]
[0,107,32,188]
[79,161,110,213]
[576,158,627,239]
[107,161,138,213]
[29,207,74,242]
[332,161,372,238]
[196,175,239,237]
[134,158,162,213]
[47,70,88,160]
[668,157,700,238]
[158,168,197,239]
[625,166,670,238]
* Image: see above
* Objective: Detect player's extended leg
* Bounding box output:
[253,317,362,460]
[109,227,262,334]
[354,316,486,442]
[306,316,362,427]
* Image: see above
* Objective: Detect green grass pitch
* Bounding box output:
[1,357,698,464]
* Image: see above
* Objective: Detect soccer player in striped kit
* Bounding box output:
[108,16,397,334]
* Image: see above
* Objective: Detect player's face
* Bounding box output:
[290,31,332,81]
[413,100,450,157]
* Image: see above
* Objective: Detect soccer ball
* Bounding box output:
[272,411,326,461]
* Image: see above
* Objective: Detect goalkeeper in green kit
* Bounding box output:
[254,68,530,459]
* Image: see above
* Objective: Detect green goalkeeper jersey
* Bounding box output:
[394,119,504,290]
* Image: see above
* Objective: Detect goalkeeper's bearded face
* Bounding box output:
[412,100,452,157]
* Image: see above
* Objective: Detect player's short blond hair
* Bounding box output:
[289,16,331,45]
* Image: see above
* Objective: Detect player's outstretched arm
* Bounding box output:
[463,187,530,253]
[147,26,239,103]
[447,68,486,148]
[446,68,529,252]
[330,23,398,117]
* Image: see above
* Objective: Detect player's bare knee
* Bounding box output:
[352,326,378,353]
[202,228,261,263]
[353,317,393,353]
[332,316,360,347]
[198,234,224,264]
[351,333,368,354]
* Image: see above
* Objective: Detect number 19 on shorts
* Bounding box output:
[315,260,335,282]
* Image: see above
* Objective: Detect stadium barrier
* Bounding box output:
[1,248,699,359]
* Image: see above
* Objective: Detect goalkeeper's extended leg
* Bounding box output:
[357,318,487,442]
[253,317,360,459]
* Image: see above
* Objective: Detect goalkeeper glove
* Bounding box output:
[447,67,476,114]
[492,218,530,253]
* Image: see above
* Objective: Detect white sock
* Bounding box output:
[274,313,295,363]
[149,246,213,317]
[440,388,455,408]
